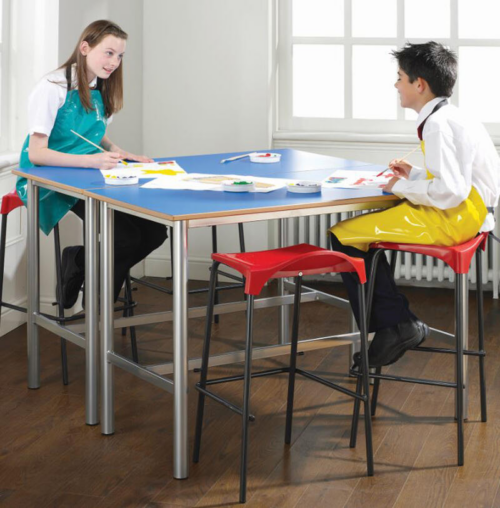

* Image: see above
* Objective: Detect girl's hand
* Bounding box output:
[388,158,412,179]
[88,151,122,170]
[121,152,154,163]
[383,176,401,193]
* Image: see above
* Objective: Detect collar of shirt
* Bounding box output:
[70,63,98,89]
[416,97,448,131]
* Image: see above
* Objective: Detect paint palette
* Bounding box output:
[249,153,281,164]
[104,174,139,186]
[287,181,322,194]
[222,180,256,192]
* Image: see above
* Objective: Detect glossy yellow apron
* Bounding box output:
[329,140,487,252]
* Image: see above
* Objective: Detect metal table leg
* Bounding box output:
[172,220,189,479]
[85,197,99,425]
[278,218,289,345]
[27,180,40,389]
[101,202,115,435]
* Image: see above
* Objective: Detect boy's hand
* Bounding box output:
[388,158,412,179]
[383,176,400,193]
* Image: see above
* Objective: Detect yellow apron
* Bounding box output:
[329,140,487,251]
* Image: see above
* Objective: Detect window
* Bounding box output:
[278,0,500,138]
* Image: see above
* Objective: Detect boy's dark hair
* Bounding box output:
[392,42,457,97]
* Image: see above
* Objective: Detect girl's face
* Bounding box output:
[80,35,126,83]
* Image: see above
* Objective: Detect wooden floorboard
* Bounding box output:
[0,279,499,507]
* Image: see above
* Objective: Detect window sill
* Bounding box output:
[273,131,500,147]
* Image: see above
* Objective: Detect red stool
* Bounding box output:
[350,233,488,467]
[193,243,374,503]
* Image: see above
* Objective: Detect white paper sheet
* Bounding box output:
[100,160,186,182]
[322,169,394,189]
[141,173,289,193]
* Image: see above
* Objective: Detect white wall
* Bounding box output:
[58,0,144,155]
[0,0,60,335]
[142,0,275,279]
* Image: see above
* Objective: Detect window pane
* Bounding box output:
[293,0,343,37]
[405,0,450,38]
[352,0,396,38]
[459,47,500,122]
[293,45,344,118]
[459,0,500,39]
[353,46,397,119]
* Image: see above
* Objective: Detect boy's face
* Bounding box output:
[394,69,420,111]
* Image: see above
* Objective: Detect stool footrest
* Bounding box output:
[295,368,367,402]
[132,276,244,296]
[0,302,27,313]
[195,384,255,421]
[413,345,485,357]
[204,367,288,386]
[350,369,458,388]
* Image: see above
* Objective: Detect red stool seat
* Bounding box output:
[213,243,366,295]
[1,190,23,215]
[370,232,488,274]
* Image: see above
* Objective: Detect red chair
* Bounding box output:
[350,233,489,467]
[193,243,374,503]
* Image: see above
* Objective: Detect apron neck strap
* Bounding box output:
[417,99,448,140]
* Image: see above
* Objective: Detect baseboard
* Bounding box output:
[0,297,27,337]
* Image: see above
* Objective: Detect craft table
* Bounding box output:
[82,148,399,480]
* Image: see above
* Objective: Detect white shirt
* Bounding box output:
[27,65,111,138]
[392,97,500,232]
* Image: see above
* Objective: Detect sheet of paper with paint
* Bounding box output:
[141,173,289,193]
[322,169,395,189]
[100,160,186,180]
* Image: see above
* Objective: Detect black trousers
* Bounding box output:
[72,200,168,302]
[330,232,418,333]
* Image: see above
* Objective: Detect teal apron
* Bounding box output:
[16,87,108,235]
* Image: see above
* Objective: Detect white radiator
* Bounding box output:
[286,210,500,299]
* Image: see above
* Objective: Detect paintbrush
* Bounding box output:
[377,145,420,177]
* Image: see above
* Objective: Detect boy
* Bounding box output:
[330,42,499,368]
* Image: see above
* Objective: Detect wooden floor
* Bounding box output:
[0,278,500,508]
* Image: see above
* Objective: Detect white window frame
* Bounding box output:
[278,0,500,140]
[0,0,10,153]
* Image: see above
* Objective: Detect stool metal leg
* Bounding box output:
[456,273,466,466]
[285,275,303,444]
[358,284,374,476]
[53,224,69,386]
[476,249,487,422]
[240,294,255,503]
[349,376,362,449]
[193,261,220,463]
[371,367,382,416]
[124,274,139,363]
[212,226,220,324]
[0,215,7,318]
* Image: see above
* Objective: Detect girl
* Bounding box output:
[16,20,167,308]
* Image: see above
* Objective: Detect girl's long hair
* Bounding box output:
[59,20,128,117]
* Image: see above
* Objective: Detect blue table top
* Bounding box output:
[14,149,397,221]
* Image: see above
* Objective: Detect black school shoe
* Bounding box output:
[60,246,85,309]
[353,319,429,369]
